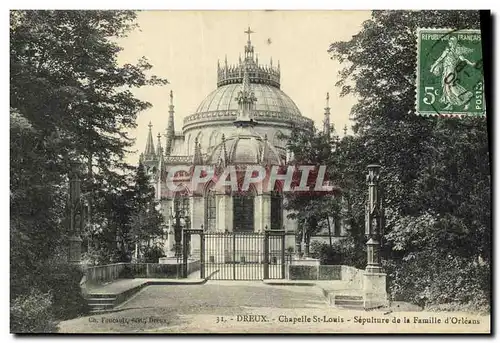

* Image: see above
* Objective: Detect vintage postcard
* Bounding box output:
[10,10,491,334]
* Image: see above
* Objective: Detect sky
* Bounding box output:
[117,10,371,164]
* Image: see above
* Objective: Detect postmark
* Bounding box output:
[416,28,485,117]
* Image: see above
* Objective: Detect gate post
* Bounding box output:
[182,230,189,278]
[263,231,269,280]
[200,231,205,279]
[281,231,286,279]
[232,232,236,280]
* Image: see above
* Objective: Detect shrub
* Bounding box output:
[10,290,57,333]
[118,264,135,279]
[310,238,366,268]
[385,254,490,312]
[36,262,90,320]
[141,245,165,263]
[310,241,340,264]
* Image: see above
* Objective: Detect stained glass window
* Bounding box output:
[233,191,254,232]
[270,190,283,230]
[205,188,216,231]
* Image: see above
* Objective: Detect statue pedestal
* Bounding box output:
[68,235,83,264]
[363,271,388,309]
[165,229,176,258]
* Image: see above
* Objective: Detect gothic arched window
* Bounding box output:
[209,131,221,148]
[173,191,190,218]
[205,186,216,232]
[233,187,255,232]
[270,190,283,230]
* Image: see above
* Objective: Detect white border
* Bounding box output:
[2,5,497,343]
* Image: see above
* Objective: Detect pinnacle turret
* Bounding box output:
[165,90,175,155]
[221,134,228,167]
[234,60,257,127]
[192,137,203,165]
[144,121,156,157]
[157,132,163,155]
[260,134,270,164]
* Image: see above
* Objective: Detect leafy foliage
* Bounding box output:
[10,289,58,333]
[83,163,165,264]
[10,10,167,326]
[326,10,490,311]
[141,245,166,263]
[310,239,365,268]
[283,126,343,245]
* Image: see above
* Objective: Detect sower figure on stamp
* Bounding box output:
[430,36,477,111]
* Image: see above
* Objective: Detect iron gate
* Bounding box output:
[182,229,287,280]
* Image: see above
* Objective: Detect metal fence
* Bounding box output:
[183,229,289,280]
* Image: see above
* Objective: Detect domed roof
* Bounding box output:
[207,128,283,166]
[195,83,302,117]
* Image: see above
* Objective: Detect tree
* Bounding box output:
[283,125,343,251]
[129,163,165,261]
[10,10,168,325]
[328,10,490,310]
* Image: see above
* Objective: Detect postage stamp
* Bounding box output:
[416,28,485,117]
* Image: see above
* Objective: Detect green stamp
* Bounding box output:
[416,28,485,117]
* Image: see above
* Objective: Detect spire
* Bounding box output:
[192,137,203,165]
[261,134,270,164]
[144,121,156,157]
[157,132,163,154]
[234,60,257,127]
[221,134,228,166]
[323,92,331,137]
[244,26,255,62]
[165,90,175,155]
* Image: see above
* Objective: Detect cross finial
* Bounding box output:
[148,121,152,129]
[244,26,254,43]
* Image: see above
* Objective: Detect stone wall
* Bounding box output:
[84,263,127,284]
[84,261,201,284]
[287,264,362,285]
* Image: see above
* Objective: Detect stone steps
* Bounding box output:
[333,294,364,309]
[87,295,117,313]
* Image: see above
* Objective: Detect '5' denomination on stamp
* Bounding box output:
[416,28,485,118]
